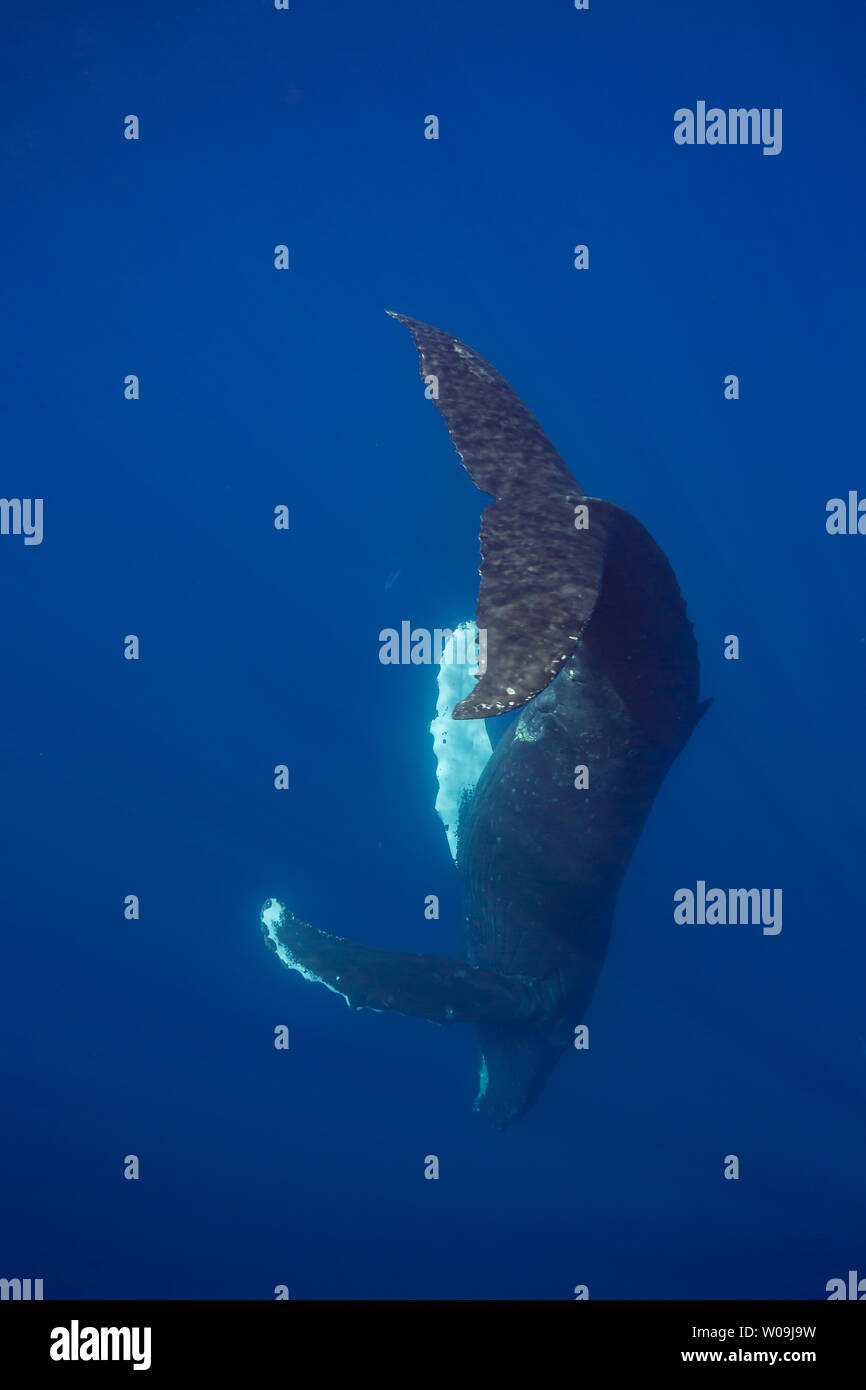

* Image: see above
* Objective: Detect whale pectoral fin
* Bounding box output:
[261,899,543,1025]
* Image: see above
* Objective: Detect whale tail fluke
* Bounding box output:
[387,313,710,739]
[388,310,608,719]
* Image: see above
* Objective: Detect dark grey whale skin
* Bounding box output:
[265,313,710,1127]
[458,502,710,1125]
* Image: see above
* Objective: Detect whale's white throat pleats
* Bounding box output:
[430,621,493,860]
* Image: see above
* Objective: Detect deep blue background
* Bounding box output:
[1,0,864,1300]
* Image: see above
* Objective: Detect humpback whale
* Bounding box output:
[261,313,710,1127]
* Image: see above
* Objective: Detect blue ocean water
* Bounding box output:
[1,0,864,1301]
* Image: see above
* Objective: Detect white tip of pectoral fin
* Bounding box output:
[260,898,350,1004]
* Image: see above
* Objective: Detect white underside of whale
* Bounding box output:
[430,620,493,861]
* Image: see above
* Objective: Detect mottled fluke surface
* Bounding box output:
[386,311,606,718]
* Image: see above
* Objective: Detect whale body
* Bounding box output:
[262,313,710,1126]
